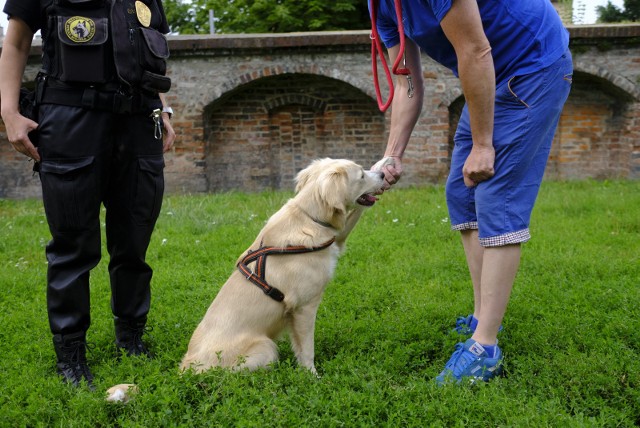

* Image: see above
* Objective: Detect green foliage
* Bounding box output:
[162,0,371,34]
[597,0,640,22]
[0,181,639,426]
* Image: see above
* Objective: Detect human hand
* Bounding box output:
[161,113,176,153]
[372,156,403,192]
[3,111,40,162]
[462,145,494,187]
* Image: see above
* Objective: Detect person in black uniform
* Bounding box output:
[0,0,176,389]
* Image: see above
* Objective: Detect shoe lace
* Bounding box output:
[60,340,93,383]
[444,343,479,377]
[126,325,152,352]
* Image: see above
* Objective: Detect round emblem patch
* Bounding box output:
[64,16,96,43]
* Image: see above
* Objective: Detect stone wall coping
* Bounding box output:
[167,25,640,53]
[4,24,640,57]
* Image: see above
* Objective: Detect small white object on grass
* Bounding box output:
[106,383,138,404]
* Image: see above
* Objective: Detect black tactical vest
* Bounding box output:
[41,0,171,94]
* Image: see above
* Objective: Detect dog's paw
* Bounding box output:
[371,156,395,172]
[106,383,138,403]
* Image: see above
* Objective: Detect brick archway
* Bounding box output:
[203,73,386,193]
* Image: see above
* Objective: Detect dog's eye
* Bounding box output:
[360,170,365,179]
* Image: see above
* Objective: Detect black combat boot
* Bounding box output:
[114,317,151,358]
[52,332,95,390]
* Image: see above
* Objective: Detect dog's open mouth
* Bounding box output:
[357,193,379,207]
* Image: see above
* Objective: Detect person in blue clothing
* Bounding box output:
[370,0,573,383]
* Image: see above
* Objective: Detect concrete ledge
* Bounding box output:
[4,25,640,57]
[168,30,372,51]
[568,23,640,39]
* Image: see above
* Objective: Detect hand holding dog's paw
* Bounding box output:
[372,156,402,191]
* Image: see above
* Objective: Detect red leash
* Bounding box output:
[370,0,412,112]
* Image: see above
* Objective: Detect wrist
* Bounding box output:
[161,106,173,118]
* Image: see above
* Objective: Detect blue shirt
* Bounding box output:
[374,0,570,84]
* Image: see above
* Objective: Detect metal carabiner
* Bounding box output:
[403,52,414,99]
[151,108,162,140]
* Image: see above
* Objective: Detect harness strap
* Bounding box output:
[237,238,336,302]
[369,0,411,112]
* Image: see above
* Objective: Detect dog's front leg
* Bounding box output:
[335,206,366,245]
[289,297,322,375]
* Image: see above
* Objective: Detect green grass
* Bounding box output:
[0,180,639,427]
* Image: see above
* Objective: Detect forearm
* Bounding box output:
[0,48,29,117]
[457,48,495,148]
[440,0,495,149]
[0,20,34,118]
[386,77,423,158]
[384,42,424,159]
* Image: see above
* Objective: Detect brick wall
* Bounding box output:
[1,26,639,199]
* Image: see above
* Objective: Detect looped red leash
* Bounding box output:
[237,238,336,302]
[370,0,411,112]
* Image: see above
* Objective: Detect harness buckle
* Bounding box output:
[265,287,285,302]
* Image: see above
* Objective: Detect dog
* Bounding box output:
[106,158,384,402]
[179,158,384,374]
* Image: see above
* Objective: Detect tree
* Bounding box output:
[162,0,372,35]
[596,0,640,22]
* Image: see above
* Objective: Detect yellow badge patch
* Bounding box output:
[135,1,152,27]
[65,16,96,43]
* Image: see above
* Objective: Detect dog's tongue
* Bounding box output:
[357,193,379,206]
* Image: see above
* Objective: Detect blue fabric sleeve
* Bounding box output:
[428,0,453,22]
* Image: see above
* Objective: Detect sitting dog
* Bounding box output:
[179,158,384,374]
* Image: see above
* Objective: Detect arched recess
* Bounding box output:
[548,70,639,179]
[204,73,386,192]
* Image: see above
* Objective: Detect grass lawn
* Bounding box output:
[0,180,638,427]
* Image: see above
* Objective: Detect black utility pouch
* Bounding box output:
[19,88,37,121]
[56,15,109,83]
[140,71,171,93]
[136,27,169,75]
[129,27,171,92]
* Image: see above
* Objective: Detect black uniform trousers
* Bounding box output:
[36,102,165,335]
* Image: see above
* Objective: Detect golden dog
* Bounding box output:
[180,158,384,374]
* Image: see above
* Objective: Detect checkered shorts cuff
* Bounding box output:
[479,229,531,247]
[451,221,478,231]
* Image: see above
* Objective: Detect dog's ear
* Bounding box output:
[295,166,313,193]
[295,158,331,193]
[317,167,348,214]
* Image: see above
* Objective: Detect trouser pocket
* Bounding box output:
[39,156,99,232]
[131,156,165,225]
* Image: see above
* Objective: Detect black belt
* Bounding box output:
[35,76,157,114]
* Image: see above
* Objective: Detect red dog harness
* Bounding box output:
[237,238,336,302]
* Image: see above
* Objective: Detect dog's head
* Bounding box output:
[294,158,384,226]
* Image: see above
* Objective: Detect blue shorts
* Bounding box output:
[445,50,573,247]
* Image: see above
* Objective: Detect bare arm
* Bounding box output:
[375,38,424,190]
[0,17,39,161]
[440,0,496,187]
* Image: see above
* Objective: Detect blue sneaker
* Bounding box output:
[436,339,503,385]
[453,315,476,335]
[453,315,503,335]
